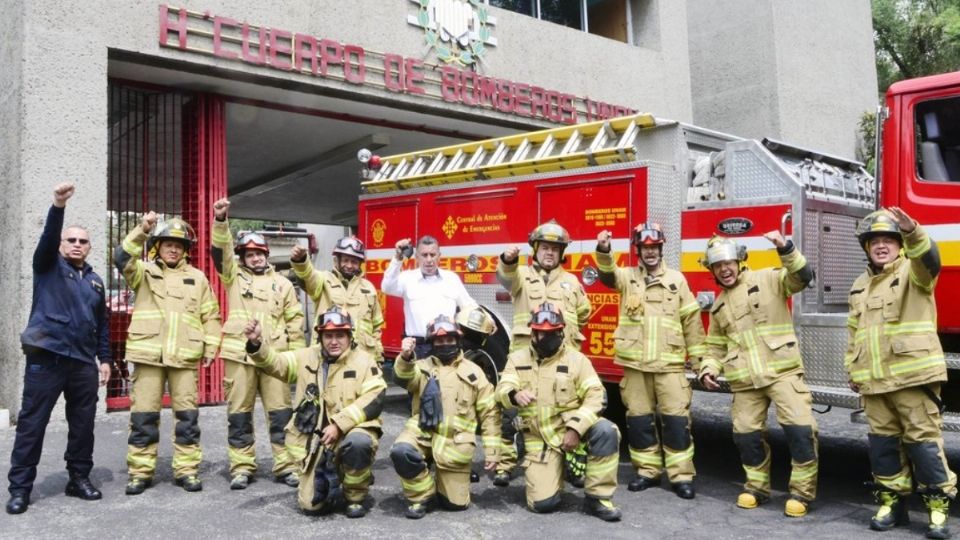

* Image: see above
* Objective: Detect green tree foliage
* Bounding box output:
[873,0,960,92]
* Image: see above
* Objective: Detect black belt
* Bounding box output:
[922,385,946,413]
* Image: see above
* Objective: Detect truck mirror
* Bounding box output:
[581,266,598,286]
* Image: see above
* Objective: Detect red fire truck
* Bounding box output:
[357,70,960,427]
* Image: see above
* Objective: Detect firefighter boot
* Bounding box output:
[784,496,808,518]
[125,478,151,496]
[922,491,951,539]
[583,496,622,522]
[230,474,251,490]
[870,489,909,531]
[405,497,434,520]
[737,491,768,509]
[175,475,203,492]
[493,471,511,487]
[628,475,660,492]
[345,502,368,519]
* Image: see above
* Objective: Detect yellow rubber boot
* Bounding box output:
[784,497,808,517]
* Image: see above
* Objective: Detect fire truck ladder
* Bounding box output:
[362,113,657,194]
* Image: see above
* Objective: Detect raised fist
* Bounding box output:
[141,211,158,234]
[290,244,308,263]
[53,183,75,208]
[502,245,521,262]
[597,230,612,251]
[243,319,262,343]
[213,198,230,220]
[763,230,786,249]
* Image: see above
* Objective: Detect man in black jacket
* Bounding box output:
[6,182,112,515]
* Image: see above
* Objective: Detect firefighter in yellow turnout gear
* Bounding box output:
[291,236,384,359]
[496,303,622,522]
[596,223,706,499]
[698,231,817,517]
[845,208,956,539]
[115,212,221,495]
[210,199,306,490]
[244,307,386,518]
[496,220,591,486]
[390,315,500,519]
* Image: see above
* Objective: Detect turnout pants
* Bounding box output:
[8,351,99,496]
[126,363,202,480]
[299,427,378,511]
[522,418,621,511]
[497,407,520,474]
[390,427,473,509]
[864,384,957,497]
[620,369,695,484]
[731,374,819,501]
[223,361,297,478]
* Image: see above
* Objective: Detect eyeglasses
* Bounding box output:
[63,238,90,245]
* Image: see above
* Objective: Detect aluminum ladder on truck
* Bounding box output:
[361,113,658,194]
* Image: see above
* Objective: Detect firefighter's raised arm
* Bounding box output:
[890,206,941,290]
[764,230,813,296]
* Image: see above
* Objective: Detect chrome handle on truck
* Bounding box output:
[781,209,793,237]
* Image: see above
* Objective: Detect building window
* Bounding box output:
[489,0,629,42]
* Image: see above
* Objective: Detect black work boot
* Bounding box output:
[175,475,203,492]
[6,493,29,515]
[583,496,622,522]
[493,471,511,487]
[922,491,951,539]
[125,478,151,496]
[627,475,659,492]
[65,475,102,500]
[870,489,909,531]
[672,482,695,500]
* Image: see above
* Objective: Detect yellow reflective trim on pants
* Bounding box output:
[288,445,306,461]
[343,469,372,485]
[401,473,435,493]
[228,446,258,467]
[172,449,202,469]
[629,448,663,467]
[745,467,769,483]
[586,456,619,475]
[664,445,694,468]
[127,454,156,469]
[789,464,818,482]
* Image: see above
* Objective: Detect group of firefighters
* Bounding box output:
[109,196,953,538]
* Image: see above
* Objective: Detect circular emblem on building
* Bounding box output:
[408,0,497,67]
[371,219,387,247]
[716,217,754,236]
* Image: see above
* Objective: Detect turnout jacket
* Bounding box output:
[699,242,813,391]
[845,225,946,395]
[250,342,386,436]
[211,218,305,363]
[293,258,384,358]
[394,352,500,468]
[496,343,605,460]
[496,256,591,345]
[596,249,705,372]
[115,228,221,368]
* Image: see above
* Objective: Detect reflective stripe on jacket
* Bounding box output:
[293,258,384,358]
[699,244,811,391]
[845,225,945,394]
[251,343,386,434]
[394,352,500,467]
[115,228,221,368]
[496,257,591,344]
[496,344,604,457]
[212,219,305,363]
[596,250,706,372]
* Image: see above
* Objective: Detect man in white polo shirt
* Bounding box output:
[382,235,477,359]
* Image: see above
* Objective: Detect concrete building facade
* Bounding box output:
[0,0,877,416]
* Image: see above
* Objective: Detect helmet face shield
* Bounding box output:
[235,232,269,255]
[316,307,354,335]
[332,236,366,260]
[633,223,665,246]
[427,314,462,341]
[528,302,565,331]
[701,236,746,269]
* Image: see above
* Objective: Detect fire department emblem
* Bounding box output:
[408,0,497,67]
[371,218,387,247]
[442,216,459,239]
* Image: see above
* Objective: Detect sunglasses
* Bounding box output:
[63,237,90,245]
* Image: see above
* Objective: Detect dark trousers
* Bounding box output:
[8,351,99,496]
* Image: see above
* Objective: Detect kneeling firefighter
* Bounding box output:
[390,314,501,519]
[243,307,386,517]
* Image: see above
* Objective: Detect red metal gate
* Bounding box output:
[106,81,227,410]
